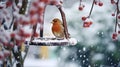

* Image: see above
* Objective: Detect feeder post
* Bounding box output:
[57,6,70,39]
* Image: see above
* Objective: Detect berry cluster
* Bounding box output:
[110,0,120,40]
[0,0,14,61]
[29,0,62,21]
[82,16,93,28]
[79,0,103,28]
[0,29,13,61]
[0,0,12,9]
[0,0,63,63]
[112,33,118,40]
[78,0,118,40]
[0,50,10,60]
[94,0,103,6]
[78,0,85,11]
[78,4,85,11]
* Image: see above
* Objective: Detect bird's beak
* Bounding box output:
[51,21,53,24]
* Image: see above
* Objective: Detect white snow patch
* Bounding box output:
[92,53,104,62]
[24,58,58,67]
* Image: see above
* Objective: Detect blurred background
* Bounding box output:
[24,0,120,67]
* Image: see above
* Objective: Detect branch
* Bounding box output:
[19,0,28,14]
[9,16,14,29]
[114,0,119,32]
[23,45,29,61]
[79,0,82,6]
[1,19,5,26]
[15,0,19,5]
[30,24,37,42]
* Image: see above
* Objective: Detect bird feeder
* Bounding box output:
[25,5,77,46]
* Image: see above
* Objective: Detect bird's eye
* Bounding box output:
[53,19,57,22]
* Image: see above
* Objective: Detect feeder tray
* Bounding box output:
[25,38,76,46]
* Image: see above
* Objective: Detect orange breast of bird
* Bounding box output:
[52,23,62,33]
[52,22,64,38]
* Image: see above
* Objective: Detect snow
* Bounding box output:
[83,47,86,51]
[69,38,77,45]
[24,58,57,67]
[0,0,119,67]
[92,53,104,62]
[107,43,116,52]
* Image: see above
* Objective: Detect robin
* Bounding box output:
[51,18,65,39]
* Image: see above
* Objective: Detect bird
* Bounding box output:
[51,18,65,39]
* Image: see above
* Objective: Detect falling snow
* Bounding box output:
[0,0,120,67]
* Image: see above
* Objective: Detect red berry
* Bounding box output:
[94,1,98,5]
[33,32,39,37]
[81,16,87,21]
[89,21,93,25]
[79,6,83,11]
[30,17,37,25]
[38,17,43,23]
[118,31,120,34]
[3,42,8,47]
[4,51,10,57]
[112,33,117,39]
[0,54,4,60]
[30,10,36,16]
[24,33,31,38]
[6,1,12,7]
[83,22,90,28]
[15,39,25,46]
[0,6,3,9]
[32,2,38,7]
[112,13,115,16]
[37,6,44,15]
[50,1,57,5]
[118,15,120,19]
[40,0,49,4]
[98,2,103,6]
[18,29,24,37]
[10,33,15,38]
[20,21,29,25]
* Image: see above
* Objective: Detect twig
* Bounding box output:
[8,51,13,66]
[15,0,19,5]
[88,0,95,18]
[114,0,119,32]
[23,45,29,61]
[9,0,16,30]
[9,16,14,29]
[1,18,5,25]
[19,0,28,14]
[30,24,37,42]
[115,12,118,32]
[79,0,82,6]
[57,6,70,39]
